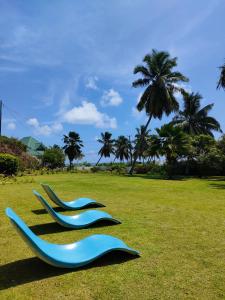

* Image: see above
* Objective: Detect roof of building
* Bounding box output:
[20,136,45,157]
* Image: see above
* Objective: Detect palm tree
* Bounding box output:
[96,132,114,165]
[133,125,150,163]
[114,136,130,162]
[129,49,188,174]
[156,123,190,178]
[172,92,222,137]
[63,131,83,169]
[217,61,225,90]
[143,134,160,163]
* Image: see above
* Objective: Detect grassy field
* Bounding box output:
[1,173,225,299]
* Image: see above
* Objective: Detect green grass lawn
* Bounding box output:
[1,173,225,299]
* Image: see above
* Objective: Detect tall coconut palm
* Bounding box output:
[129,49,188,174]
[63,131,83,169]
[172,92,222,137]
[134,125,150,163]
[217,61,225,90]
[114,135,130,162]
[96,132,114,165]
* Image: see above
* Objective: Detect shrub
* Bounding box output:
[196,148,225,177]
[19,153,40,171]
[0,153,19,175]
[134,164,152,174]
[42,147,65,169]
[90,166,101,173]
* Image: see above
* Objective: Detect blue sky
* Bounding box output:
[0,0,225,162]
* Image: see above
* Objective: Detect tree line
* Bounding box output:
[60,50,225,178]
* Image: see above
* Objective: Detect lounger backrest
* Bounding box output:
[33,190,61,223]
[41,183,62,206]
[5,207,46,253]
[5,208,57,266]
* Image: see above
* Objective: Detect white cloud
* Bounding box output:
[131,92,145,119]
[131,106,145,119]
[86,76,98,90]
[174,83,192,100]
[7,122,16,130]
[100,89,123,107]
[27,118,39,127]
[62,101,117,129]
[27,118,63,136]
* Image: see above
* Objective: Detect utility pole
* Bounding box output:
[0,100,2,136]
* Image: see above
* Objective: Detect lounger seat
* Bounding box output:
[33,190,120,229]
[6,208,139,268]
[41,183,104,210]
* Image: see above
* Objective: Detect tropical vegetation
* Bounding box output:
[96,131,114,165]
[172,91,221,136]
[217,61,225,90]
[63,131,84,169]
[129,49,189,174]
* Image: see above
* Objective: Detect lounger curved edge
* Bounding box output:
[33,190,121,229]
[41,183,105,210]
[5,208,139,268]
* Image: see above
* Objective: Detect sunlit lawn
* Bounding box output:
[1,173,225,299]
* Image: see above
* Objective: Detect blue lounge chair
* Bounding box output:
[41,183,104,210]
[33,190,120,229]
[5,208,139,268]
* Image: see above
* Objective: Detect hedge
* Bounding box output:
[0,153,19,175]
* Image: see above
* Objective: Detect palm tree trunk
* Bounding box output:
[96,155,103,166]
[129,114,152,175]
[113,156,117,163]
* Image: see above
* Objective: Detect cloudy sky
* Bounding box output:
[0,0,224,162]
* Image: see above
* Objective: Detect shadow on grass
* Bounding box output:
[207,176,225,182]
[209,183,225,189]
[30,220,120,235]
[0,252,139,290]
[124,174,188,181]
[32,203,105,215]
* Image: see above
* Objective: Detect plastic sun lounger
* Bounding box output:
[5,208,139,268]
[41,183,104,210]
[33,190,121,229]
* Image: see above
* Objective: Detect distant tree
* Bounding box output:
[114,136,130,162]
[63,131,84,169]
[129,49,188,174]
[156,123,190,178]
[217,61,225,90]
[96,132,114,165]
[133,125,150,163]
[42,147,65,169]
[52,144,61,150]
[172,92,222,137]
[143,134,160,163]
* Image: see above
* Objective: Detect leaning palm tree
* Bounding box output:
[114,136,130,162]
[217,61,225,90]
[96,132,114,165]
[63,131,84,169]
[172,92,222,137]
[129,49,188,174]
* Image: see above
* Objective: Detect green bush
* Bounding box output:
[90,166,101,173]
[0,153,19,175]
[134,164,152,174]
[42,147,65,169]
